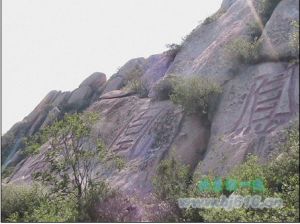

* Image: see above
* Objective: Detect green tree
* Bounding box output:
[31,112,109,220]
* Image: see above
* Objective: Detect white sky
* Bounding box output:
[2,0,222,134]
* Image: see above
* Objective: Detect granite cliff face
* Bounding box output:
[2,0,299,221]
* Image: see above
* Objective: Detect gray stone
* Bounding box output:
[99,90,135,100]
[79,72,107,92]
[196,62,299,175]
[169,115,210,171]
[258,0,299,60]
[103,58,148,93]
[66,85,93,110]
[165,0,260,84]
[51,91,71,108]
[141,52,175,95]
[40,106,61,129]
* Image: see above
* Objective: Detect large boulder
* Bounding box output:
[99,90,135,100]
[66,85,93,111]
[79,72,107,92]
[196,62,299,175]
[103,58,148,93]
[169,115,210,171]
[165,0,266,83]
[1,90,72,168]
[258,0,299,61]
[141,52,176,96]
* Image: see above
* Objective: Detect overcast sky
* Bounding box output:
[2,0,222,134]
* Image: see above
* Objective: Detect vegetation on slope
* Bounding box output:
[1,112,125,222]
[153,124,299,222]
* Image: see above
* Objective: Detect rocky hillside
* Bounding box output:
[2,0,299,221]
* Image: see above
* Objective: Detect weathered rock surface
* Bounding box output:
[169,115,210,170]
[165,0,255,82]
[103,58,148,93]
[99,90,135,99]
[258,0,299,61]
[2,0,299,221]
[141,52,176,95]
[2,72,107,168]
[196,62,299,175]
[79,72,106,91]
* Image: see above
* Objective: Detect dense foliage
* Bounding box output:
[170,76,221,115]
[291,20,299,56]
[2,112,124,222]
[1,184,77,222]
[152,157,191,203]
[127,78,149,97]
[225,38,260,64]
[153,124,299,222]
[124,67,149,98]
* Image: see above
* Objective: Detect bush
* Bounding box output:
[1,183,116,222]
[225,38,260,63]
[290,20,299,56]
[166,43,182,56]
[183,124,299,222]
[123,68,149,98]
[1,184,77,222]
[127,79,149,98]
[1,166,15,180]
[152,157,191,203]
[81,181,113,221]
[170,76,221,115]
[23,196,77,222]
[1,185,42,221]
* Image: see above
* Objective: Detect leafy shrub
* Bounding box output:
[183,124,299,222]
[1,166,15,180]
[123,65,149,98]
[225,38,260,63]
[1,184,77,222]
[23,196,77,222]
[1,182,113,222]
[23,132,46,156]
[166,43,182,56]
[1,185,42,221]
[81,181,113,221]
[152,157,191,203]
[97,140,126,172]
[290,20,299,56]
[170,76,221,115]
[127,79,149,98]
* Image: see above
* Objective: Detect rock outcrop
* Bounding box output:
[2,72,107,168]
[2,0,299,221]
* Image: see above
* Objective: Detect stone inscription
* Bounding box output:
[231,65,297,136]
[109,106,162,153]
